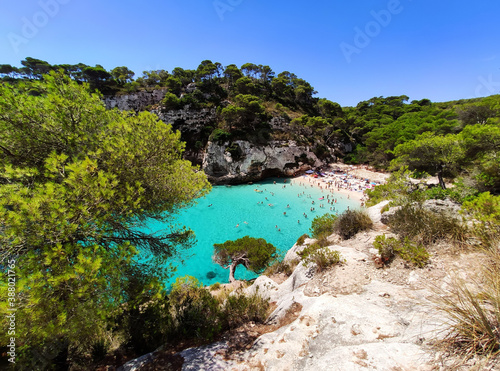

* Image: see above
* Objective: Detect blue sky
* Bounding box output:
[1,0,499,106]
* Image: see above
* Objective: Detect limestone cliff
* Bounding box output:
[202,140,324,184]
[103,90,351,184]
[104,89,167,112]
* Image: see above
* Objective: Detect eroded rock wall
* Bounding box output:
[202,140,324,184]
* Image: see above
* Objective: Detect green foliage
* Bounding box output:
[424,179,479,204]
[221,94,269,132]
[365,167,421,206]
[373,234,399,262]
[388,204,468,247]
[225,142,243,160]
[263,258,297,277]
[162,91,181,109]
[299,244,343,271]
[296,233,309,245]
[221,292,270,329]
[213,236,277,282]
[462,192,500,248]
[166,276,221,341]
[0,72,211,367]
[373,234,429,267]
[309,213,337,238]
[211,128,232,143]
[391,132,464,189]
[333,209,373,240]
[395,238,430,268]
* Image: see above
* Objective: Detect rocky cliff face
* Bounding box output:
[202,140,324,184]
[104,89,167,111]
[104,90,351,184]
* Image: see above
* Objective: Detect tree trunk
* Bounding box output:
[437,170,446,190]
[228,262,238,283]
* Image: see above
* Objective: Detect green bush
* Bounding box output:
[333,209,373,240]
[225,142,243,160]
[221,292,269,329]
[166,276,221,342]
[388,204,468,246]
[211,128,232,143]
[296,233,309,245]
[310,213,337,239]
[263,258,297,276]
[424,179,479,204]
[396,238,429,268]
[365,167,421,207]
[462,192,500,248]
[373,234,399,262]
[373,234,429,268]
[299,244,343,272]
[162,92,181,110]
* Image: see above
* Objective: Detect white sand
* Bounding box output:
[290,165,389,205]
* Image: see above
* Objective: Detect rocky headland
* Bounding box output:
[119,201,491,371]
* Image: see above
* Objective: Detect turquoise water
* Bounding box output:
[147,177,359,286]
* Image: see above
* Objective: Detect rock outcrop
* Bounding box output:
[104,89,167,112]
[202,140,324,184]
[120,202,482,370]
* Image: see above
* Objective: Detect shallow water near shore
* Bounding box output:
[145,177,359,287]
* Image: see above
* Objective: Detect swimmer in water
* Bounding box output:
[235,224,239,228]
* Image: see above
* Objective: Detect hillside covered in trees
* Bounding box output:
[2,58,500,369]
[2,57,500,194]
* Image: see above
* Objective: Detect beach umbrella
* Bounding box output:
[305,170,314,174]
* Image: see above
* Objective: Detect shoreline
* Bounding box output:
[289,165,389,206]
[290,175,365,204]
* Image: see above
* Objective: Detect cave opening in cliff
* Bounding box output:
[261,168,283,179]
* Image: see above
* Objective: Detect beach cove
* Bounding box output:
[145,175,367,287]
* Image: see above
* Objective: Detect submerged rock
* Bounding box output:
[206,271,217,279]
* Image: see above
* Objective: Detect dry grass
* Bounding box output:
[432,248,500,364]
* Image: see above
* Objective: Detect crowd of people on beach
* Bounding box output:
[227,166,385,232]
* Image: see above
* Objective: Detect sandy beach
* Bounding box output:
[290,164,389,206]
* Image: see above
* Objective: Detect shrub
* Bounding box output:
[373,234,429,268]
[162,92,180,110]
[221,292,270,329]
[210,282,221,291]
[296,233,309,245]
[166,276,221,342]
[388,204,468,247]
[299,244,343,272]
[365,166,422,207]
[373,234,399,263]
[333,209,373,240]
[225,142,243,160]
[310,213,337,239]
[263,258,297,277]
[90,338,110,363]
[211,128,232,143]
[462,192,500,248]
[396,238,429,268]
